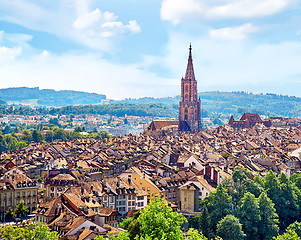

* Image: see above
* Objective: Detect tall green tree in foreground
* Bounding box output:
[257,192,279,240]
[236,192,260,240]
[138,197,186,240]
[216,214,245,240]
[276,173,299,229]
[202,184,232,233]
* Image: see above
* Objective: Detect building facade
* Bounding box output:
[179,44,202,133]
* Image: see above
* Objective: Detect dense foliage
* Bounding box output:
[116,197,214,240]
[0,222,58,240]
[0,127,110,153]
[188,167,301,239]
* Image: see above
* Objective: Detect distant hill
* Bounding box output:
[113,91,301,117]
[0,88,300,118]
[0,87,106,107]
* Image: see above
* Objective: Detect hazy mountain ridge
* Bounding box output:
[0,87,300,117]
[0,87,106,107]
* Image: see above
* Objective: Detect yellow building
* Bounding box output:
[179,184,196,212]
[0,173,38,221]
[118,167,160,199]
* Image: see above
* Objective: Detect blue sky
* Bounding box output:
[0,0,301,99]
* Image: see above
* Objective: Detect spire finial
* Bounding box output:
[189,43,192,59]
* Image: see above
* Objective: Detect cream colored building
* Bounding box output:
[0,173,38,221]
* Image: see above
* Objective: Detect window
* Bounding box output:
[104,196,107,201]
[147,187,150,191]
[128,201,131,206]
[110,196,114,203]
[137,196,144,201]
[50,193,54,198]
[28,199,31,204]
[22,192,25,197]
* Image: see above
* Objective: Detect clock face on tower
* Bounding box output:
[179,44,201,133]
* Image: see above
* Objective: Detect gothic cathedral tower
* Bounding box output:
[179,44,202,133]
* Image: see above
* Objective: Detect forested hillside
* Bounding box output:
[0,88,300,117]
[115,91,301,117]
[0,87,106,106]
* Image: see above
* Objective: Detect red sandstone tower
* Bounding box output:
[179,44,202,133]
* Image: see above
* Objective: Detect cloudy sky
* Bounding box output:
[0,0,300,99]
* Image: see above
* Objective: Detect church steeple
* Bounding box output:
[185,43,195,81]
[179,44,202,133]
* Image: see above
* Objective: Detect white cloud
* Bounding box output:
[210,23,258,40]
[0,46,175,99]
[142,31,301,97]
[161,0,204,25]
[73,8,103,30]
[0,46,22,61]
[0,1,141,51]
[161,0,297,23]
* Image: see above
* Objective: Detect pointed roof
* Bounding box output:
[185,44,195,81]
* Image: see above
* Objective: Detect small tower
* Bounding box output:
[178,44,202,133]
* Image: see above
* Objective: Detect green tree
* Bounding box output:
[5,207,14,220]
[37,176,43,183]
[202,184,232,233]
[264,171,280,204]
[236,192,260,240]
[45,130,54,142]
[15,199,29,217]
[277,173,298,229]
[119,217,134,230]
[273,230,301,240]
[188,215,201,230]
[137,196,186,240]
[199,206,212,238]
[74,126,82,132]
[216,215,245,240]
[32,130,43,142]
[185,229,208,240]
[286,221,301,237]
[0,222,58,240]
[257,192,279,240]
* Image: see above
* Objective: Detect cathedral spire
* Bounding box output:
[185,44,195,81]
